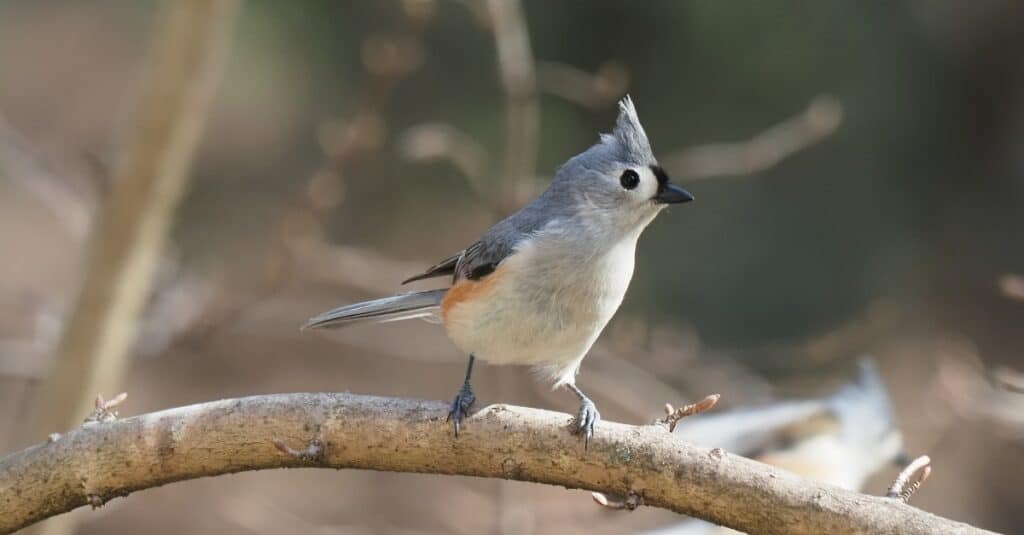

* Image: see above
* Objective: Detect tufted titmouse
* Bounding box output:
[303,97,693,444]
[639,359,906,535]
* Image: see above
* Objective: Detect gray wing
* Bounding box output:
[401,204,553,285]
[400,232,523,285]
[455,236,516,281]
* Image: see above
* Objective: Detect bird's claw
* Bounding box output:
[572,398,600,448]
[446,383,475,437]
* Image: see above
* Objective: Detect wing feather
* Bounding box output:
[402,194,557,285]
[401,253,462,284]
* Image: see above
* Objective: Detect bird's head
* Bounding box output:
[549,96,693,233]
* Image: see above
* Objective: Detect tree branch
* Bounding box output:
[0,393,994,535]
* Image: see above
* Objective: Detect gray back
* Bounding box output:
[454,97,658,281]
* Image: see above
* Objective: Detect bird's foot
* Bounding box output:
[572,397,601,449]
[446,382,476,437]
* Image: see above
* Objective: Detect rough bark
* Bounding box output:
[0,393,997,535]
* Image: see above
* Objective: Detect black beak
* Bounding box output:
[654,183,695,204]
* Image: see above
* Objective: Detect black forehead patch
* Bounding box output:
[650,165,670,186]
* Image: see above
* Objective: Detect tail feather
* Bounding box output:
[302,289,446,330]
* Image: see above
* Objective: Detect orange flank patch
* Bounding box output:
[440,265,506,323]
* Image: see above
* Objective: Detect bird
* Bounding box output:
[638,359,907,535]
[302,96,694,445]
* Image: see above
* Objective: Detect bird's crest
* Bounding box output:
[600,95,655,164]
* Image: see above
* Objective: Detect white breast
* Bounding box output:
[443,224,640,387]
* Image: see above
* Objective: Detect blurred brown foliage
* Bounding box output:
[0,1,1021,534]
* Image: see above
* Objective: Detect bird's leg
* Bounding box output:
[446,355,476,436]
[567,383,600,448]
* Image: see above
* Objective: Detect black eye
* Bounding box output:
[620,169,640,190]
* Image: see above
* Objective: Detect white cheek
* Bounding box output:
[635,167,659,200]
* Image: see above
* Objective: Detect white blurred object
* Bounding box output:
[638,358,904,535]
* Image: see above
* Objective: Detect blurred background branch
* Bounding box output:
[998,274,1024,303]
[22,2,240,534]
[0,115,97,237]
[536,61,630,110]
[665,95,843,181]
[486,0,539,216]
[0,1,1021,533]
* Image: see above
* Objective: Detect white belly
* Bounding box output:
[443,232,637,386]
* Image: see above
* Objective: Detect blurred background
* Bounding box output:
[1,1,1022,533]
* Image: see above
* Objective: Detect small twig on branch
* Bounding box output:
[664,95,843,181]
[886,455,932,503]
[0,393,995,535]
[82,392,127,424]
[659,394,721,432]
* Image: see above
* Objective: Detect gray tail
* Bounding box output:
[301,289,446,330]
